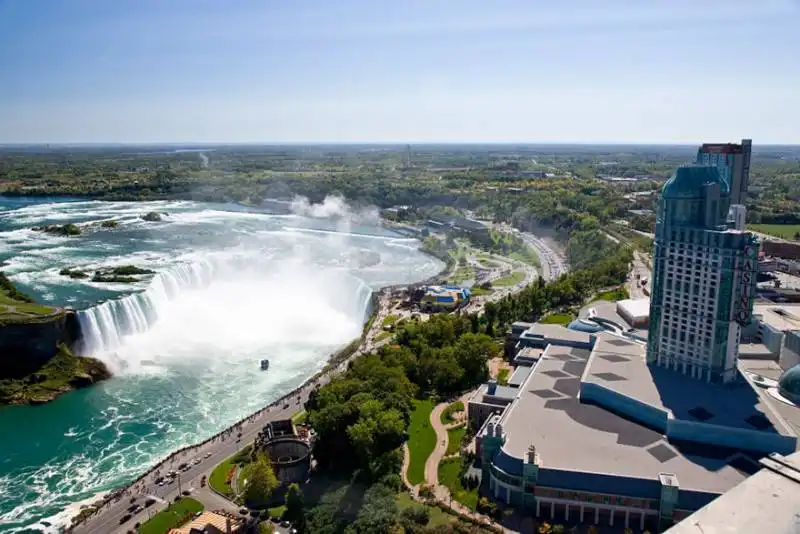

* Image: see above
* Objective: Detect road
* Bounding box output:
[627,251,652,300]
[508,228,567,281]
[76,395,310,534]
[73,290,396,534]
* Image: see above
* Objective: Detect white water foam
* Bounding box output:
[76,259,216,360]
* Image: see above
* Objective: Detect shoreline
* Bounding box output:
[64,257,445,531]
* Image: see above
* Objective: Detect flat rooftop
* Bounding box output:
[753,303,800,332]
[580,300,649,339]
[500,342,752,494]
[523,323,593,344]
[666,452,800,534]
[584,335,800,439]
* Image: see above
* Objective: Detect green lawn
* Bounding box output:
[382,314,399,327]
[750,224,800,240]
[539,312,574,326]
[469,286,491,296]
[438,459,478,510]
[595,287,629,301]
[497,368,510,386]
[0,291,60,322]
[492,271,525,287]
[448,266,476,284]
[209,455,237,498]
[291,410,307,425]
[407,399,437,485]
[139,497,203,534]
[446,426,465,456]
[268,504,287,518]
[396,492,453,527]
[440,401,464,425]
[375,331,393,343]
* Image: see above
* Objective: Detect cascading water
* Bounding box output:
[76,260,216,357]
[0,197,444,534]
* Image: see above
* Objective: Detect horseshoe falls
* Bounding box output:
[0,197,442,533]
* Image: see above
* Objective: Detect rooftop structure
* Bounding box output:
[420,285,470,311]
[696,139,752,207]
[665,451,800,534]
[616,298,651,328]
[167,511,243,534]
[475,323,800,531]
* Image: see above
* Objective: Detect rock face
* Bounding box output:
[0,312,80,378]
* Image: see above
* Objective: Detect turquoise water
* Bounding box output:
[0,197,441,533]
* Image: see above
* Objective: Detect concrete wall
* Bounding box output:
[580,380,797,455]
[265,439,311,483]
[666,419,796,456]
[580,382,669,431]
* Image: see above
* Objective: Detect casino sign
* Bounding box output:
[733,244,758,325]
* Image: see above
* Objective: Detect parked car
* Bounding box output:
[119,514,132,524]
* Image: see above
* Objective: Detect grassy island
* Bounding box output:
[32,223,81,236]
[0,344,111,405]
[59,265,155,283]
[0,272,111,405]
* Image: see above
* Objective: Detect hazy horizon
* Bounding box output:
[1,0,798,144]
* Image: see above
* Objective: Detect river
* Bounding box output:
[0,196,442,533]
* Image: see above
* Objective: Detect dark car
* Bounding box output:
[127,504,138,513]
[119,514,132,524]
[182,490,191,496]
[145,498,156,507]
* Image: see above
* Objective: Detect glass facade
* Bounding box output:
[648,165,759,383]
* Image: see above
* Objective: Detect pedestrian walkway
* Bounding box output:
[425,403,449,486]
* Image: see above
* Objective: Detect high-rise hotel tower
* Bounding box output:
[647,164,759,383]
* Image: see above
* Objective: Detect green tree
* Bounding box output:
[346,483,399,534]
[285,482,304,521]
[242,454,280,507]
[401,505,430,530]
[453,333,497,388]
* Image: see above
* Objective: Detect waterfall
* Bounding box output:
[76,260,215,356]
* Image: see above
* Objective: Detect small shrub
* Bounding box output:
[401,505,430,526]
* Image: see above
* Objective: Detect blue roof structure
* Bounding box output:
[779,365,800,403]
[662,165,728,199]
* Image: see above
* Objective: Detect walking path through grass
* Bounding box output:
[406,399,437,485]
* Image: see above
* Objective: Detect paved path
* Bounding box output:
[425,403,449,487]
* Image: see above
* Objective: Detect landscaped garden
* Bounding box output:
[438,458,478,510]
[492,271,525,287]
[594,287,629,301]
[539,312,574,326]
[440,401,464,425]
[749,223,800,240]
[139,497,203,534]
[209,452,243,499]
[446,426,465,456]
[407,399,437,485]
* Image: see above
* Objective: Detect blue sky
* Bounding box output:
[0,0,798,144]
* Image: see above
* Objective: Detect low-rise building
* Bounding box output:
[420,285,470,312]
[473,323,800,531]
[167,511,243,534]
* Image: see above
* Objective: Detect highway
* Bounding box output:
[627,251,652,300]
